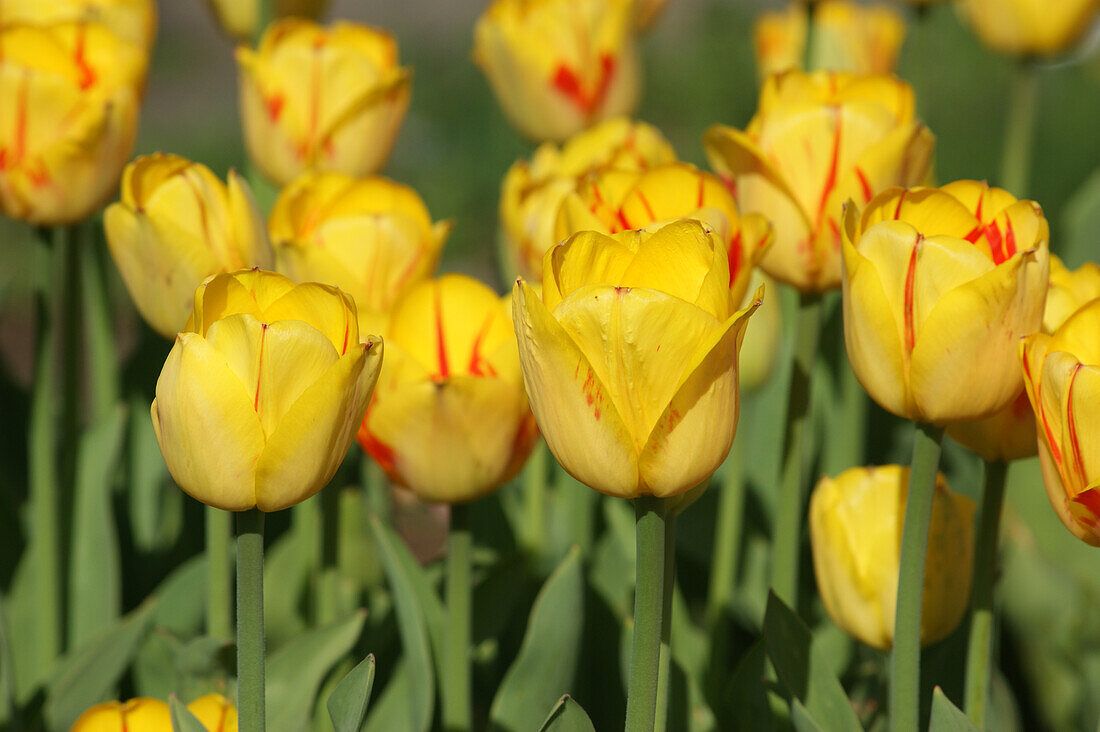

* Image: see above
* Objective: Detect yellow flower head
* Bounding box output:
[513,219,763,499]
[71,698,171,731]
[187,693,238,732]
[152,270,382,512]
[957,0,1100,57]
[205,0,328,42]
[0,0,157,51]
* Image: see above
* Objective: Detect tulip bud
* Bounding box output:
[187,693,238,731]
[358,275,536,503]
[105,154,274,339]
[152,270,382,512]
[0,0,157,52]
[473,0,641,142]
[957,0,1100,57]
[499,117,676,282]
[269,171,450,335]
[236,19,411,186]
[810,465,976,650]
[704,71,934,292]
[204,0,328,42]
[841,181,1049,424]
[71,698,172,731]
[513,219,763,499]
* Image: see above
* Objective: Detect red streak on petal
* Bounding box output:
[5,73,29,168]
[854,166,873,203]
[721,173,738,200]
[74,23,96,90]
[903,234,920,353]
[696,174,706,208]
[265,93,285,121]
[813,107,842,235]
[728,230,743,287]
[1023,353,1063,467]
[1004,216,1017,262]
[341,300,350,355]
[986,221,1005,264]
[1067,363,1087,486]
[963,225,983,244]
[1011,390,1032,419]
[973,185,985,221]
[433,283,450,380]
[552,54,616,115]
[634,189,656,222]
[357,417,397,476]
[467,311,499,377]
[893,189,906,220]
[1072,488,1100,527]
[616,209,632,232]
[254,323,269,412]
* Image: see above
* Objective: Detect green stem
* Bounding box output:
[80,234,118,422]
[206,507,232,639]
[236,509,266,732]
[963,459,1008,727]
[625,496,670,732]
[654,512,677,732]
[802,1,818,71]
[59,225,81,499]
[316,485,342,626]
[705,439,745,634]
[772,292,823,609]
[824,347,867,477]
[890,422,945,732]
[523,441,547,556]
[443,503,472,732]
[1000,62,1038,197]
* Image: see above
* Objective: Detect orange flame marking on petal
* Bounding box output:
[254,322,269,412]
[1,72,30,170]
[551,54,616,115]
[854,166,873,203]
[728,230,743,288]
[892,189,906,220]
[467,311,499,377]
[1071,488,1100,528]
[1023,352,1063,468]
[696,174,706,209]
[433,283,449,380]
[634,189,656,222]
[265,93,285,122]
[73,22,96,90]
[1067,363,1087,486]
[813,107,842,236]
[903,234,921,353]
[357,417,397,475]
[1003,216,1017,263]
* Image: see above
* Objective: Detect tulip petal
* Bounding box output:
[512,281,639,497]
[1036,433,1100,546]
[151,332,265,511]
[227,169,274,270]
[860,187,983,244]
[264,283,360,354]
[543,230,635,312]
[1048,298,1100,365]
[192,269,297,334]
[255,339,382,511]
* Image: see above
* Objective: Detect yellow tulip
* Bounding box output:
[204,0,328,42]
[513,219,763,499]
[0,23,139,224]
[357,275,536,503]
[704,71,934,292]
[739,268,782,392]
[1021,298,1100,546]
[105,154,273,339]
[187,693,238,732]
[499,117,676,282]
[841,181,1049,424]
[754,1,906,79]
[151,270,382,512]
[269,171,450,336]
[555,162,773,307]
[71,698,171,731]
[633,0,668,30]
[473,0,641,142]
[810,465,975,651]
[1043,254,1100,333]
[0,0,157,51]
[957,0,1100,56]
[237,19,411,186]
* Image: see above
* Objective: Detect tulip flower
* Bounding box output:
[754,1,905,79]
[473,0,641,142]
[71,698,172,731]
[513,219,762,499]
[270,171,450,335]
[0,23,140,224]
[554,162,772,307]
[1043,254,1100,333]
[704,71,934,292]
[499,117,676,281]
[237,19,411,186]
[151,269,382,512]
[957,0,1100,57]
[188,693,239,731]
[0,0,157,51]
[841,181,1050,424]
[205,0,328,41]
[105,154,274,339]
[738,269,782,392]
[358,274,536,503]
[809,465,975,650]
[633,0,668,30]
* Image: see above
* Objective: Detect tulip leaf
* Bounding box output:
[790,698,825,732]
[489,546,584,731]
[266,610,366,732]
[67,406,127,650]
[128,392,183,552]
[723,639,776,732]
[43,600,157,731]
[537,695,596,732]
[763,592,862,732]
[364,658,415,732]
[929,688,979,732]
[1059,163,1100,268]
[169,694,208,732]
[327,653,376,732]
[263,527,309,646]
[367,514,438,732]
[0,597,14,726]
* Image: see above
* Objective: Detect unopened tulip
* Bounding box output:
[188,693,238,731]
[71,698,171,731]
[105,154,273,338]
[152,270,382,512]
[205,0,328,41]
[513,219,763,498]
[0,0,157,51]
[810,465,975,650]
[499,117,676,281]
[0,23,140,224]
[237,19,411,185]
[358,275,536,503]
[473,0,641,142]
[705,71,934,292]
[1021,299,1100,545]
[957,0,1100,57]
[269,171,450,335]
[841,182,1049,424]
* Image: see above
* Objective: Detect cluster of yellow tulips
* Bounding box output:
[5,0,1100,730]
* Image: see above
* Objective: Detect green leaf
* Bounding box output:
[791,698,826,732]
[367,514,437,732]
[1059,163,1100,267]
[67,406,127,650]
[763,592,862,732]
[489,547,584,732]
[263,527,309,647]
[127,391,182,552]
[928,688,979,732]
[363,659,416,732]
[169,694,209,732]
[537,695,596,732]
[0,597,14,726]
[724,640,775,732]
[43,600,157,731]
[327,654,376,732]
[266,611,366,732]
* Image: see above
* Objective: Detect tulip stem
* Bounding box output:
[704,438,745,688]
[772,292,823,610]
[625,496,670,732]
[206,506,232,639]
[963,459,1008,727]
[443,503,473,732]
[654,511,677,732]
[890,422,945,732]
[81,232,118,423]
[236,509,266,732]
[1000,61,1038,197]
[523,441,548,557]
